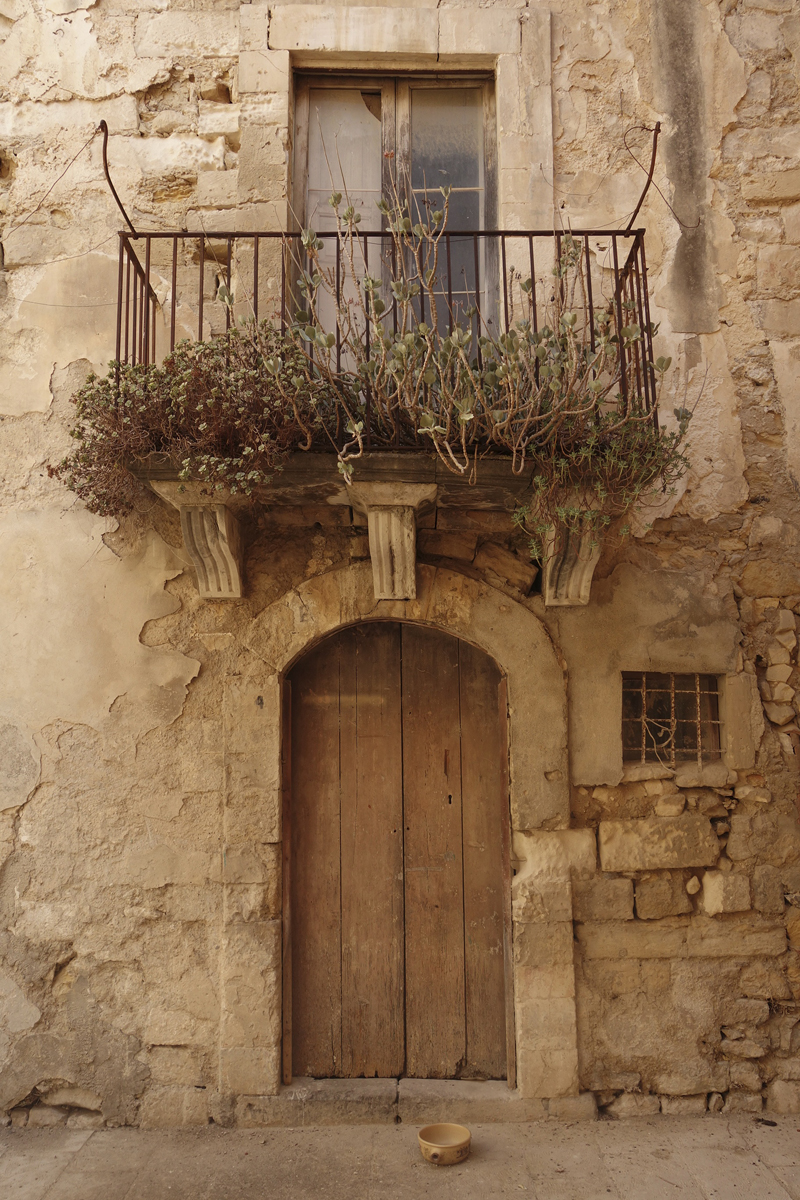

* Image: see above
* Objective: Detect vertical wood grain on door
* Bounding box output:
[289,622,508,1080]
[339,625,404,1077]
[290,636,342,1077]
[402,625,466,1078]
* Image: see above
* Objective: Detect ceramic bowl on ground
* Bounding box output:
[417,1123,471,1165]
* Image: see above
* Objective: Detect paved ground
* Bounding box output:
[3,1115,800,1199]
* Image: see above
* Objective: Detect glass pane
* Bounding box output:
[411,88,483,192]
[307,88,382,230]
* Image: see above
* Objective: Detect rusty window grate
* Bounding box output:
[622,672,721,767]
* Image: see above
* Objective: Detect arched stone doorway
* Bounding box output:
[221,563,578,1101]
[287,621,511,1082]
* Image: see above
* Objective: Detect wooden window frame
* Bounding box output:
[292,72,498,233]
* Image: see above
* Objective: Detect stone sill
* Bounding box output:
[234,1078,597,1127]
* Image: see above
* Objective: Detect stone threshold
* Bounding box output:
[234,1079,597,1127]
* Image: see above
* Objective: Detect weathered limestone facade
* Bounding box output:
[1,0,800,1128]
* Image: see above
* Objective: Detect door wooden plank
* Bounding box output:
[459,642,508,1080]
[402,624,466,1078]
[498,676,516,1089]
[340,624,405,1077]
[290,635,342,1078]
[281,679,293,1086]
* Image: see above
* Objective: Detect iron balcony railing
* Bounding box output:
[115,227,659,431]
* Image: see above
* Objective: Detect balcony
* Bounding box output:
[113,226,659,604]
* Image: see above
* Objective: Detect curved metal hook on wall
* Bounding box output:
[625,122,661,232]
[99,119,138,237]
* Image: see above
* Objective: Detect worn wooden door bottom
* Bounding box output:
[286,622,512,1083]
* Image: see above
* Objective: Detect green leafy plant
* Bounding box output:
[52,189,690,546]
[50,323,337,516]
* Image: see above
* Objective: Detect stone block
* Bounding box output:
[720,1036,766,1059]
[722,998,770,1026]
[398,1079,546,1125]
[417,530,478,561]
[134,12,239,57]
[757,245,800,298]
[238,49,291,95]
[66,1112,105,1129]
[723,1091,763,1113]
[686,915,786,958]
[42,1087,102,1111]
[438,7,521,55]
[606,1093,660,1117]
[572,877,634,922]
[659,1094,707,1115]
[239,3,271,50]
[674,761,736,788]
[26,1105,67,1127]
[740,961,792,999]
[765,703,796,725]
[238,1079,397,1127]
[473,542,537,593]
[513,830,597,884]
[198,102,240,141]
[635,873,693,920]
[766,1080,800,1113]
[577,918,689,960]
[653,1064,730,1095]
[548,1093,597,1121]
[730,1062,763,1091]
[702,871,751,915]
[621,764,675,783]
[787,907,800,949]
[720,673,762,770]
[268,5,439,55]
[225,791,281,846]
[515,998,579,1098]
[220,1048,280,1096]
[741,560,800,597]
[138,1087,209,1130]
[196,170,239,209]
[654,794,686,817]
[742,168,800,203]
[598,816,720,872]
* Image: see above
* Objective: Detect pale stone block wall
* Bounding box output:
[0,0,800,1126]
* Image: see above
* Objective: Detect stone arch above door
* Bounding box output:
[238,561,569,833]
[220,562,577,1104]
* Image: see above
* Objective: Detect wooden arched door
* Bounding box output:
[284,622,513,1082]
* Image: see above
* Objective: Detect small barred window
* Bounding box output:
[622,673,721,767]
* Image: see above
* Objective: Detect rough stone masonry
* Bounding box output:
[1,0,800,1129]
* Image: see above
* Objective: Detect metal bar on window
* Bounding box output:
[170,237,178,353]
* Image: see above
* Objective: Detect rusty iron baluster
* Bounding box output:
[639,233,659,429]
[446,232,453,333]
[364,233,372,450]
[225,237,233,334]
[253,235,259,326]
[473,234,483,370]
[198,238,205,342]
[170,237,178,353]
[143,236,152,367]
[501,233,509,333]
[124,248,131,365]
[115,235,124,380]
[611,234,628,408]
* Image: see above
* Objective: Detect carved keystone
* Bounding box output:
[149,482,244,599]
[347,482,438,600]
[542,525,602,607]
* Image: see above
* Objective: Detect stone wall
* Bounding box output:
[1,0,800,1127]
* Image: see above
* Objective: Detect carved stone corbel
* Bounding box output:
[179,505,243,599]
[542,525,602,607]
[149,482,244,599]
[346,482,438,600]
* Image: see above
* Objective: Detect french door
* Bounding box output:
[284,622,513,1082]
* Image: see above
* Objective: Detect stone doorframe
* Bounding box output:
[220,562,578,1102]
